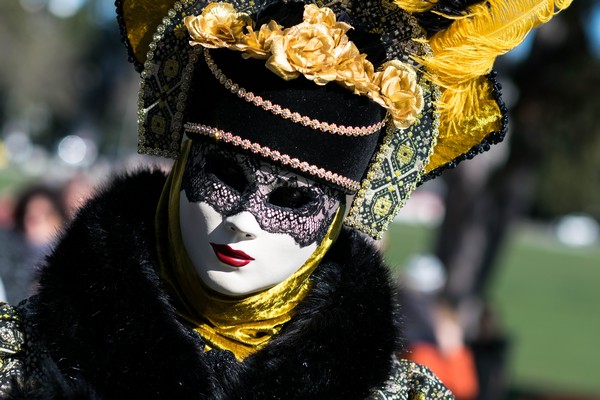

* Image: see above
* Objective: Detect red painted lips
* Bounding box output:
[210,243,255,267]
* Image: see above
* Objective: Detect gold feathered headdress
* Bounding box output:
[116,0,571,238]
[408,0,573,172]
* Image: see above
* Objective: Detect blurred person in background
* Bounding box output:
[404,302,479,400]
[0,184,68,305]
[0,194,15,230]
[62,173,94,219]
[398,255,478,400]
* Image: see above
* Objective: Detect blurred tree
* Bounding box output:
[525,10,600,221]
[0,0,137,162]
[1,1,86,144]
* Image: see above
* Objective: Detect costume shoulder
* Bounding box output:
[369,356,454,399]
[0,303,25,396]
[5,169,213,398]
[31,168,169,329]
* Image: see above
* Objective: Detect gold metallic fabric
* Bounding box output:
[121,0,177,65]
[426,76,502,172]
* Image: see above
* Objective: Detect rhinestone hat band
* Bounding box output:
[204,49,386,137]
[184,122,361,191]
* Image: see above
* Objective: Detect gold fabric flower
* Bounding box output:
[374,60,424,129]
[334,41,378,95]
[184,3,250,49]
[237,21,283,59]
[183,2,425,131]
[267,21,339,84]
[303,4,352,33]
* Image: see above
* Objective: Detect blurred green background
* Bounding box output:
[386,221,600,397]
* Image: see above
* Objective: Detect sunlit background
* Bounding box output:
[0,1,598,399]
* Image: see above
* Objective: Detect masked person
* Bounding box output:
[0,0,570,398]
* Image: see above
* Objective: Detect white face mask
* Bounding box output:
[179,141,343,296]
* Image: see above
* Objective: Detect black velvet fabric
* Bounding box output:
[12,170,401,399]
[187,50,385,192]
[116,0,507,188]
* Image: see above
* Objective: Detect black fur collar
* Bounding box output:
[19,170,400,399]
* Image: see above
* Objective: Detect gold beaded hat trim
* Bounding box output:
[184,122,361,191]
[203,49,386,137]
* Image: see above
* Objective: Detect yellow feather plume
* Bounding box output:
[393,0,438,13]
[423,0,572,88]
[418,0,572,172]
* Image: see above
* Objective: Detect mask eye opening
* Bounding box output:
[205,152,249,193]
[268,186,316,209]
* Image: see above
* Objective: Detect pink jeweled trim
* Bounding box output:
[203,49,386,137]
[184,122,361,192]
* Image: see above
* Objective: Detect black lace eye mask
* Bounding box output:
[181,140,344,247]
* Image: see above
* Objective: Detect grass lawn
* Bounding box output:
[383,221,600,396]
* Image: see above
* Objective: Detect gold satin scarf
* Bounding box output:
[156,140,343,361]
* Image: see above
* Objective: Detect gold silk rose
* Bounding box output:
[184,2,424,129]
[302,4,340,27]
[372,61,424,129]
[335,42,379,95]
[184,3,251,48]
[267,21,341,84]
[238,21,283,59]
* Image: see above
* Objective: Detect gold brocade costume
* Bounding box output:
[155,140,344,360]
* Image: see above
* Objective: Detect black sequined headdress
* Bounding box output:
[116,0,570,238]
